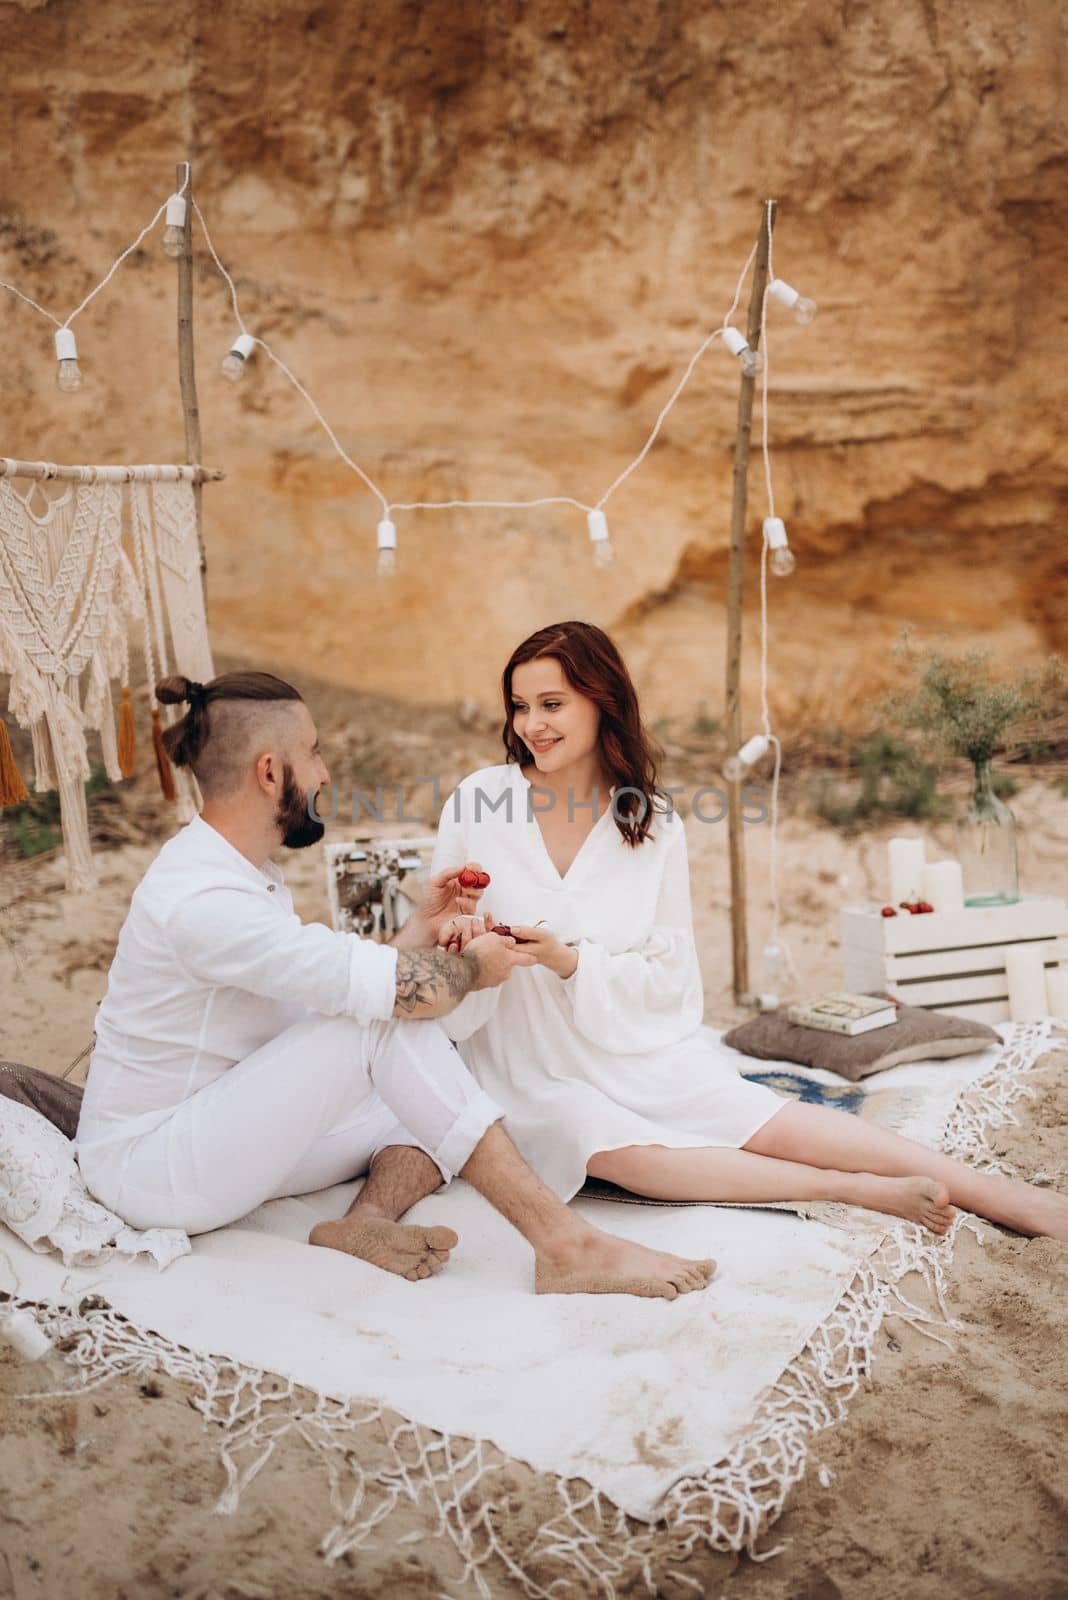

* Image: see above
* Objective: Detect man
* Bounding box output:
[76,671,716,1300]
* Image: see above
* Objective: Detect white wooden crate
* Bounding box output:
[840,895,1068,1024]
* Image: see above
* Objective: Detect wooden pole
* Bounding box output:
[176,159,208,614]
[0,459,223,482]
[725,199,776,1005]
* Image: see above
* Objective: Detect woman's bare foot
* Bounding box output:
[980,1178,1068,1241]
[309,1215,458,1281]
[534,1222,717,1299]
[843,1174,956,1234]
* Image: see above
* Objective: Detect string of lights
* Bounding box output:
[1,178,818,1001]
[2,181,814,581]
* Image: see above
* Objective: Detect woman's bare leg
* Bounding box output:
[588,1143,956,1233]
[745,1101,1068,1240]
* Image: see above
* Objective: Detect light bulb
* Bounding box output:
[763,516,796,577]
[769,278,818,325]
[162,194,187,259]
[221,332,256,382]
[376,517,397,579]
[587,508,614,567]
[724,733,771,783]
[722,326,764,379]
[54,328,82,392]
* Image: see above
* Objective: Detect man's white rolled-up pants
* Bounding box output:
[79,1013,503,1234]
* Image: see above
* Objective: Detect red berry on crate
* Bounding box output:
[881,906,897,917]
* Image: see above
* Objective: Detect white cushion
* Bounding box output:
[0,1097,189,1270]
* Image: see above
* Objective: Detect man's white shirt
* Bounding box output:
[76,815,399,1159]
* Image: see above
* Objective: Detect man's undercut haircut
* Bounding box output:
[156,672,305,799]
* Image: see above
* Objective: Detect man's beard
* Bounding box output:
[276,762,326,849]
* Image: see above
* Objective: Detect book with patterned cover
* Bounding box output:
[786,991,899,1036]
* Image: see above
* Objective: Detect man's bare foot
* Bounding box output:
[309,1215,459,1281]
[534,1222,717,1299]
[845,1174,956,1234]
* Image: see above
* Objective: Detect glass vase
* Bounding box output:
[954,757,1020,906]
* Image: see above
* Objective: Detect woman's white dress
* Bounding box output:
[431,763,788,1200]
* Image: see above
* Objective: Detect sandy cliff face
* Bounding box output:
[1,0,1065,730]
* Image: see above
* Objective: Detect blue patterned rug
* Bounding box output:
[740,1068,867,1114]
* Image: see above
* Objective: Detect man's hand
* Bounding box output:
[465,930,537,990]
[392,863,491,949]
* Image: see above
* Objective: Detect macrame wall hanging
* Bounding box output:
[0,462,215,892]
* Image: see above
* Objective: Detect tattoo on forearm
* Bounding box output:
[394,948,477,1013]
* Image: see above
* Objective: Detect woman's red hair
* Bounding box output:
[500,621,667,847]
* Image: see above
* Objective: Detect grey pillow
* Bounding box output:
[0,1060,84,1140]
[723,996,1000,1082]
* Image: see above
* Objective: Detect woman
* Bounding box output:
[432,620,1068,1241]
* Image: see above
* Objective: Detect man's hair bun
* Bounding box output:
[156,675,197,706]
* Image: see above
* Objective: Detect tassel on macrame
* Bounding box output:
[117,686,136,780]
[0,717,30,808]
[151,706,177,802]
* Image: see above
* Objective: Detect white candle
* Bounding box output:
[1046,966,1068,1019]
[1005,946,1048,1023]
[922,860,964,914]
[0,1310,54,1361]
[888,837,926,905]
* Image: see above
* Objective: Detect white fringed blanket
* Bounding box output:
[0,1020,1057,1593]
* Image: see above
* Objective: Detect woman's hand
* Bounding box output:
[438,912,495,955]
[415,863,490,942]
[508,924,579,980]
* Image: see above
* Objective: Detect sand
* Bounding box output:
[2,687,1067,1598]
